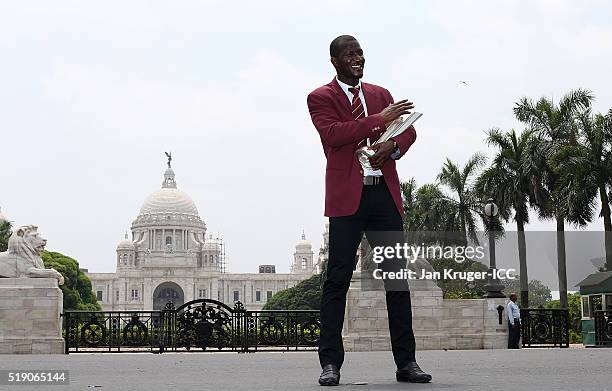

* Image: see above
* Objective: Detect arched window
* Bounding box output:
[166,236,173,245]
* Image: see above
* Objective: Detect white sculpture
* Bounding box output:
[0,225,64,285]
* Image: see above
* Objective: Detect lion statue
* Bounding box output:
[0,225,64,285]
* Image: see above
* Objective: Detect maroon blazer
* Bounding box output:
[307,78,417,217]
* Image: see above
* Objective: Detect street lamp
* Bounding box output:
[483,199,505,298]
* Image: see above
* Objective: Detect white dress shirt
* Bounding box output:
[335,77,385,177]
[506,300,521,325]
[335,77,401,176]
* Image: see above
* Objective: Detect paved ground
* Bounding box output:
[0,348,609,391]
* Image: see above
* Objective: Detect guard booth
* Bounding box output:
[577,271,612,346]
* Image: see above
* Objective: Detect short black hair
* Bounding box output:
[330,35,357,57]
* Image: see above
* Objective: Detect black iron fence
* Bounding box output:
[63,299,320,354]
[594,310,612,346]
[520,308,569,348]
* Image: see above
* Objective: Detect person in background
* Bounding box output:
[506,293,521,349]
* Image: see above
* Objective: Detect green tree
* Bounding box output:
[262,274,321,310]
[514,89,594,307]
[429,257,489,299]
[476,128,534,307]
[401,179,449,232]
[546,292,582,343]
[0,220,11,252]
[41,250,101,311]
[318,242,329,290]
[401,179,467,246]
[502,277,552,308]
[556,108,612,272]
[436,154,487,245]
[400,178,496,298]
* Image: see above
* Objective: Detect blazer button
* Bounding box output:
[359,170,363,175]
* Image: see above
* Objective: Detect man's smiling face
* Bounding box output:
[332,39,365,84]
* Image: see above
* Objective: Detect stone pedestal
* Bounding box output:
[0,278,65,354]
[342,274,392,351]
[342,274,509,351]
[481,298,509,349]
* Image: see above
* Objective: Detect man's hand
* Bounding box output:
[380,100,414,126]
[368,140,396,170]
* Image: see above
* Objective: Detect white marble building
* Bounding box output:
[86,163,316,311]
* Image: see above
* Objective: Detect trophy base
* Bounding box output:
[356,146,375,172]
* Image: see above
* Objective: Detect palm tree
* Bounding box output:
[476,128,535,307]
[514,89,593,308]
[437,154,487,246]
[401,178,458,246]
[401,179,449,231]
[401,178,420,231]
[555,108,612,271]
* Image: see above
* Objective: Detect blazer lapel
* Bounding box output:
[361,82,381,115]
[329,78,352,116]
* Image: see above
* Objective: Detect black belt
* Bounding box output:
[363,176,383,186]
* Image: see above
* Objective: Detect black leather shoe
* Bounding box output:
[396,362,432,383]
[318,364,340,386]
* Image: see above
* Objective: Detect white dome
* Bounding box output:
[296,233,312,250]
[117,234,135,250]
[139,188,199,216]
[131,162,206,231]
[296,240,312,248]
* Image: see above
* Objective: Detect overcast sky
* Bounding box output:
[2,0,612,274]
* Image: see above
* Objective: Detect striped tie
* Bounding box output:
[350,86,369,147]
[349,87,365,120]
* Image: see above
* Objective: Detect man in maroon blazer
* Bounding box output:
[307,35,432,386]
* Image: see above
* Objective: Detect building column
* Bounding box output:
[212,279,219,301]
[143,279,153,310]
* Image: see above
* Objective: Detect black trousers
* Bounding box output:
[508,319,521,349]
[319,182,416,369]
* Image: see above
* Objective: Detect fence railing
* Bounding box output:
[520,308,569,348]
[594,310,612,347]
[63,299,320,354]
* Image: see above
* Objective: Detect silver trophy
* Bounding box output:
[356,112,423,171]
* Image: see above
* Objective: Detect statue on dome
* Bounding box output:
[165,151,172,168]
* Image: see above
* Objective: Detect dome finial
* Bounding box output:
[161,153,177,189]
[124,232,128,240]
[301,229,306,240]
